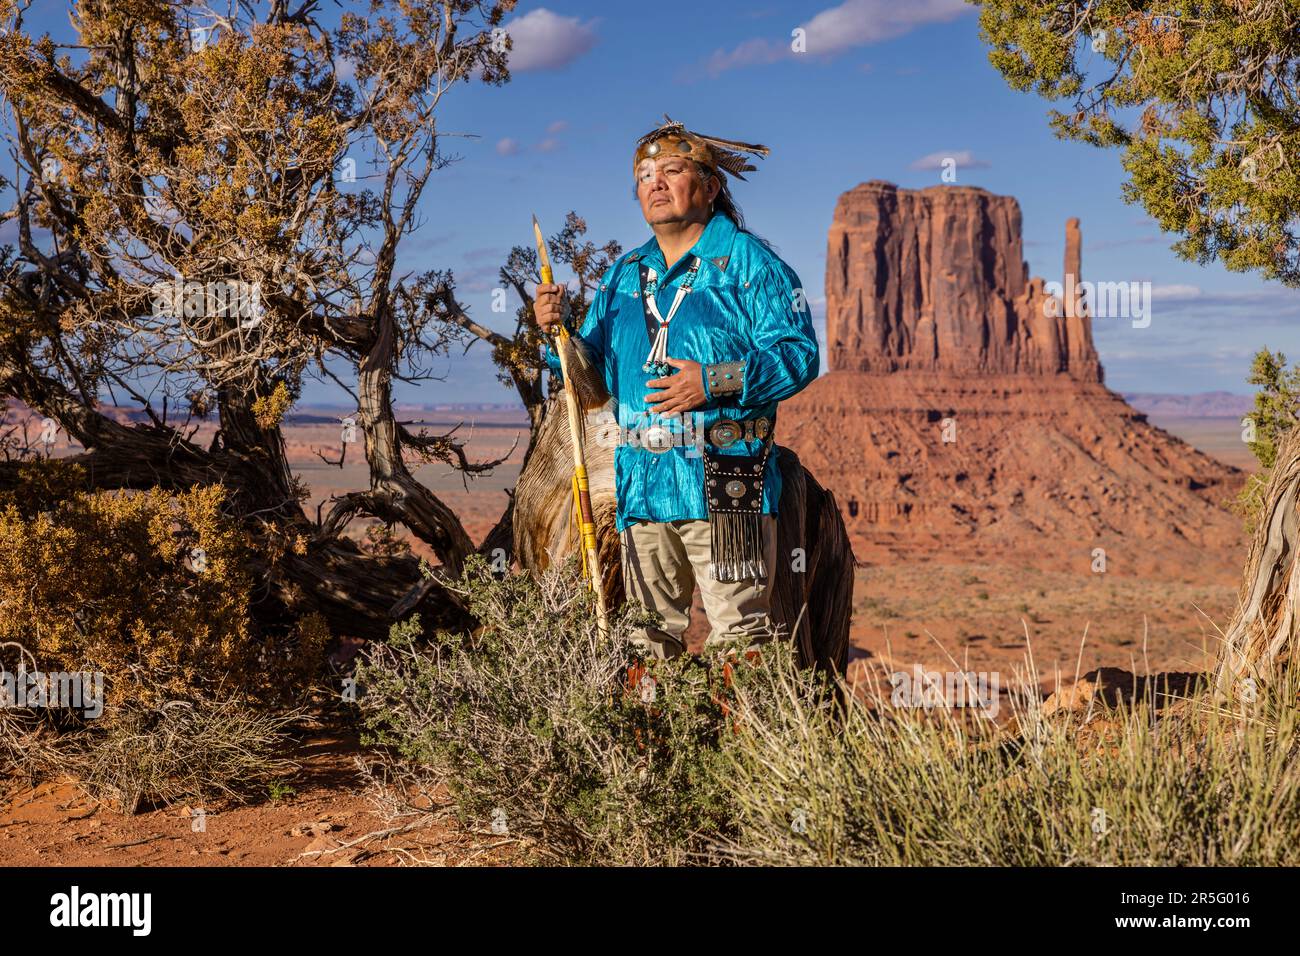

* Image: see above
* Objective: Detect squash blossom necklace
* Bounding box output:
[641,256,702,376]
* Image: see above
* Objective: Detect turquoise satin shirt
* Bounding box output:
[545,210,820,533]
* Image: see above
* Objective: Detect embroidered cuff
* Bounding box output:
[705,361,745,397]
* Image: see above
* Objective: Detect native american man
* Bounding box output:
[533,117,820,660]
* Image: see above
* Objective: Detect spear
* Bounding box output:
[534,214,610,639]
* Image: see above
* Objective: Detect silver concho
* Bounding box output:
[724,479,747,498]
[642,424,672,454]
[709,420,741,448]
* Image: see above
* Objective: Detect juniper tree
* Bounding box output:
[0,0,546,639]
[976,0,1300,286]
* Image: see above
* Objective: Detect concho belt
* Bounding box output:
[706,416,771,448]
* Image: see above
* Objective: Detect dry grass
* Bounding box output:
[715,632,1300,866]
[66,698,301,813]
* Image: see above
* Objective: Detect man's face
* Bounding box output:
[635,154,719,225]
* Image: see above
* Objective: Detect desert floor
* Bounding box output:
[0,406,1257,865]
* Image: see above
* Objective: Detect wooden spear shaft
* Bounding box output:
[534,215,610,639]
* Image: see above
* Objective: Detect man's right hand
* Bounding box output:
[533,282,566,334]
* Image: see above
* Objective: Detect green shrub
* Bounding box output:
[1236,349,1300,531]
[354,555,830,865]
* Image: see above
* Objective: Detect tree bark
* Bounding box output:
[1214,426,1300,699]
[0,357,470,641]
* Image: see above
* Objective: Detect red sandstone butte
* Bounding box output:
[781,181,1248,577]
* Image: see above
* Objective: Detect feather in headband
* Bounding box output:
[632,114,770,181]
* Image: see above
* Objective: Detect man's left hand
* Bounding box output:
[644,356,707,415]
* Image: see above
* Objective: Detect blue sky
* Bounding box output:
[10,0,1300,406]
[396,0,1300,405]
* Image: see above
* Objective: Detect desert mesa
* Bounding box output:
[780,181,1249,580]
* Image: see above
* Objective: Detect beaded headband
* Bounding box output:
[632,114,770,182]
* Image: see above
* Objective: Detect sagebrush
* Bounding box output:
[354,555,828,865]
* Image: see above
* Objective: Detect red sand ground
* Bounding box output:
[0,405,1256,865]
[0,727,515,866]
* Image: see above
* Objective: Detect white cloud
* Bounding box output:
[505,9,599,72]
[699,37,788,76]
[801,0,969,56]
[463,246,506,264]
[908,150,990,171]
[1150,284,1202,301]
[690,0,970,78]
[496,137,522,156]
[536,119,569,152]
[1102,284,1300,334]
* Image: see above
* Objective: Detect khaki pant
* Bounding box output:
[620,515,779,659]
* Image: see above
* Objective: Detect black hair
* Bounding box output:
[696,162,779,254]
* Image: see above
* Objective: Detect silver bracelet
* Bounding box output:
[706,360,745,396]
